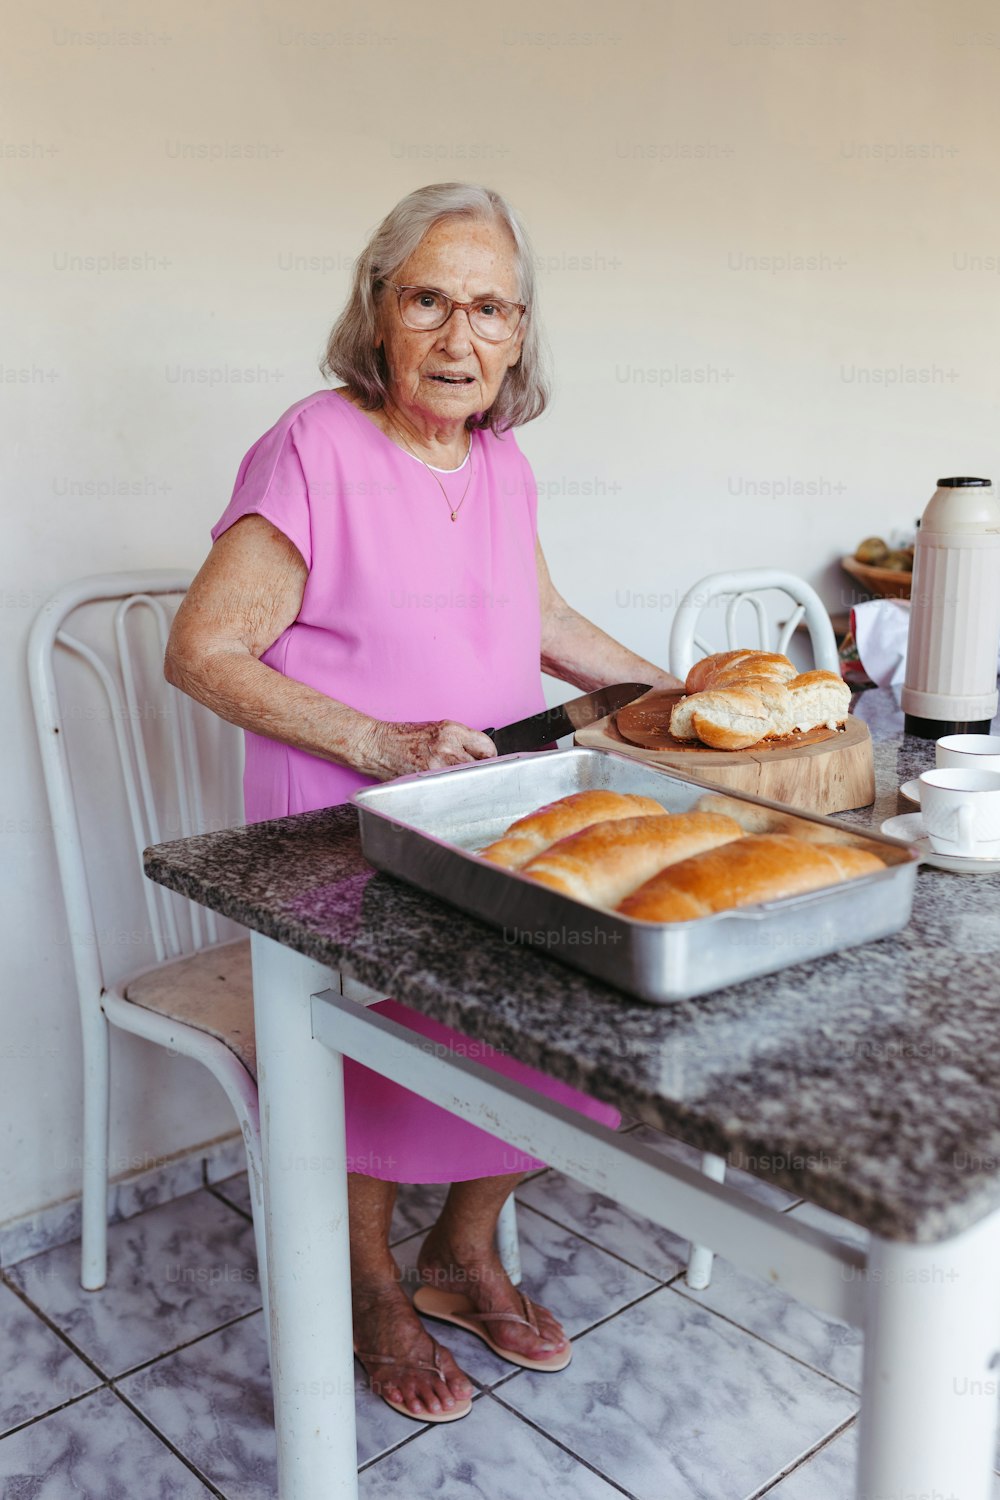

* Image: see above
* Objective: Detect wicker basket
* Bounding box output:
[840,555,912,600]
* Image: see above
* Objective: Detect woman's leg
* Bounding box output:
[349,1172,474,1416]
[417,1171,570,1361]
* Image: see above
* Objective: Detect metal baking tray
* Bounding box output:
[352,747,918,1004]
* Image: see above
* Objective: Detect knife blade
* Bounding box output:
[483,683,652,757]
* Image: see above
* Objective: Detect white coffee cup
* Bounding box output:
[919,768,1000,856]
[936,733,1000,774]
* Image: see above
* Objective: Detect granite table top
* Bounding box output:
[144,687,1000,1245]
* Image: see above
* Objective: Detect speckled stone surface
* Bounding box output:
[144,688,1000,1245]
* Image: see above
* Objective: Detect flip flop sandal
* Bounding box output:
[353,1338,473,1423]
[411,1286,572,1372]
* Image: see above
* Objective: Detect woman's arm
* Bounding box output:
[535,539,683,692]
[164,516,496,779]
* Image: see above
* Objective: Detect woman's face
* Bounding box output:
[376,217,526,430]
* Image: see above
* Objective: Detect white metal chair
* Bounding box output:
[27,571,523,1344]
[669,567,840,681]
[669,568,839,1287]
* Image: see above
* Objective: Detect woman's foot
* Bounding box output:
[353,1278,474,1418]
[415,1228,570,1365]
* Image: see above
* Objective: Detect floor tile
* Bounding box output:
[765,1423,857,1498]
[393,1200,658,1387]
[0,1281,102,1436]
[515,1168,689,1282]
[360,1390,625,1498]
[0,1385,216,1498]
[674,1256,863,1392]
[119,1306,483,1482]
[207,1171,252,1219]
[499,1285,857,1500]
[204,1134,252,1187]
[6,1189,261,1376]
[117,1316,276,1499]
[0,1195,86,1273]
[762,1423,1000,1499]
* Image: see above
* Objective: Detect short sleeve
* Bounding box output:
[211,414,313,570]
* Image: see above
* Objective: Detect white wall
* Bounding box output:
[4,0,999,1226]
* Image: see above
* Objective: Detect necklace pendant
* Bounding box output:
[450,511,457,522]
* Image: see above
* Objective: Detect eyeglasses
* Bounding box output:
[386,283,526,343]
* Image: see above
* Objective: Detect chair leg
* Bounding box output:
[242,1120,273,1370]
[80,1007,111,1291]
[685,1152,727,1290]
[496,1192,522,1286]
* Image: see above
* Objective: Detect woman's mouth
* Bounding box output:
[428,373,475,385]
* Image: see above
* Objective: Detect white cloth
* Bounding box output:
[852,597,1000,688]
[851,599,912,687]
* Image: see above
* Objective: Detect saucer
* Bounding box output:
[880,813,1000,874]
[898,779,921,804]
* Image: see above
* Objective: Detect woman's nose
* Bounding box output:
[436,308,474,355]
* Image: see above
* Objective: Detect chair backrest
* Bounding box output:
[28,572,245,1003]
[668,569,840,680]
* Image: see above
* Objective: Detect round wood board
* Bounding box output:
[615,690,840,754]
[576,690,875,815]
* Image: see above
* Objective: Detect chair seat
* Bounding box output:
[123,938,256,1079]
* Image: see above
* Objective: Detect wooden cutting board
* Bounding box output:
[575,690,876,814]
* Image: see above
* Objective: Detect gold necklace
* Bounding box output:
[387,417,474,522]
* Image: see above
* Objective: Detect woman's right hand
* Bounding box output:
[359,719,499,781]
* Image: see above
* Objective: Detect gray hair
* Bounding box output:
[321,182,549,433]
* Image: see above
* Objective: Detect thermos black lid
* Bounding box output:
[936,476,992,486]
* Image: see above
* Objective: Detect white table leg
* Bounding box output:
[251,934,358,1500]
[857,1208,1000,1500]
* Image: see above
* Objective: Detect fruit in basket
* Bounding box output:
[882,548,914,572]
[854,536,889,564]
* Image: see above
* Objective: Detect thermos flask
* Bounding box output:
[901,476,1000,738]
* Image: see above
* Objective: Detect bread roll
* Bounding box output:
[520,812,745,909]
[691,693,775,751]
[478,789,663,870]
[684,650,757,694]
[672,652,849,749]
[617,833,883,923]
[685,650,796,694]
[785,671,851,732]
[693,792,882,852]
[693,791,801,836]
[671,687,774,750]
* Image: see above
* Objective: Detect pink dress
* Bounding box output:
[212,389,621,1181]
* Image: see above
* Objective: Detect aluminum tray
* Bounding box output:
[352,747,919,1004]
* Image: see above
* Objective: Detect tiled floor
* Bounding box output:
[3,1137,999,1500]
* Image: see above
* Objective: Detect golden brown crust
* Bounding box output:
[617,833,883,923]
[478,789,663,870]
[686,650,797,695]
[672,653,848,749]
[788,670,844,690]
[684,650,756,694]
[520,812,745,909]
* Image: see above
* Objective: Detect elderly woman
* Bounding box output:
[166,182,680,1424]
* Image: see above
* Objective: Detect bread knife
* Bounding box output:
[483,683,652,757]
